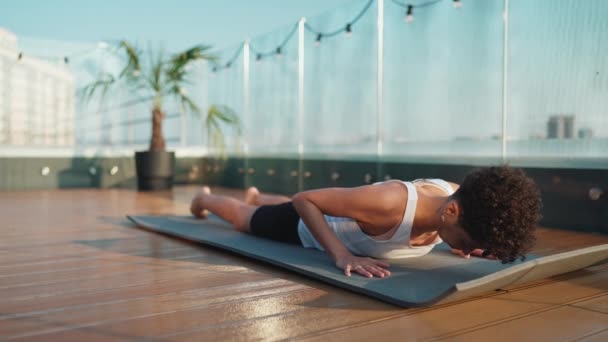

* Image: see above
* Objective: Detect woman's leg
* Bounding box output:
[190,186,257,232]
[245,187,291,206]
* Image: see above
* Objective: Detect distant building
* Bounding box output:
[547,114,575,139]
[0,28,75,145]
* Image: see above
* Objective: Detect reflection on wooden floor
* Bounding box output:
[1,186,607,341]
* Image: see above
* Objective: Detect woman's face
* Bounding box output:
[439,223,481,255]
[437,200,480,254]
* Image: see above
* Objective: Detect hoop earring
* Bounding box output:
[441,214,445,223]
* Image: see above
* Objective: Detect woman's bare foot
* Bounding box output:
[190,186,211,218]
[245,186,260,205]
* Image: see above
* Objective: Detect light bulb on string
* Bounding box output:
[276,47,282,59]
[63,57,69,64]
[345,23,352,38]
[256,53,262,63]
[132,69,140,77]
[405,5,414,23]
[225,61,232,69]
[212,66,218,73]
[17,52,23,61]
[453,0,463,9]
[315,34,322,47]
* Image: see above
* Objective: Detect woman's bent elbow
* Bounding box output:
[291,192,305,207]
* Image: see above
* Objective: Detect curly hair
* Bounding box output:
[452,166,542,263]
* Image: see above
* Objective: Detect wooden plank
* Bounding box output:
[532,229,608,255]
[0,230,175,252]
[0,260,144,288]
[444,306,608,342]
[300,268,608,341]
[0,276,301,338]
[8,288,395,340]
[0,239,202,268]
[1,266,231,301]
[0,269,262,316]
[0,248,256,278]
[572,294,608,314]
[1,186,607,341]
[14,329,136,342]
[576,328,608,342]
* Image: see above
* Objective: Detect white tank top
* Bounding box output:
[297,178,455,259]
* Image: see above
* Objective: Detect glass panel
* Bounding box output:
[206,44,244,155]
[248,23,299,156]
[1,36,93,147]
[303,0,378,157]
[507,0,608,168]
[382,0,504,164]
[181,60,210,147]
[3,0,607,171]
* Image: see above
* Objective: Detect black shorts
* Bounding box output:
[249,202,302,245]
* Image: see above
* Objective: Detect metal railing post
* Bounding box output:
[298,17,306,192]
[243,40,250,186]
[502,0,510,163]
[377,0,384,179]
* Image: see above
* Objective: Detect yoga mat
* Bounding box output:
[127,215,608,307]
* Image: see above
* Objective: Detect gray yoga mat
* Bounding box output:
[127,215,608,307]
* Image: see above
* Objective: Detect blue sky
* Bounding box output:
[2,0,351,51]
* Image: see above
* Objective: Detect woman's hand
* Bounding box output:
[451,248,496,260]
[336,254,391,278]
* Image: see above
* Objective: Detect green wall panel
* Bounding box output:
[1,156,606,234]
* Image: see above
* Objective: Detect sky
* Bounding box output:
[2,0,352,52]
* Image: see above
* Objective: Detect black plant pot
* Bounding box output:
[135,151,175,191]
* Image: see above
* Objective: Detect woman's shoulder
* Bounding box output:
[412,178,460,193]
[370,180,410,203]
[445,181,460,192]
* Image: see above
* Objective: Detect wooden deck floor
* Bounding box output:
[1,186,607,341]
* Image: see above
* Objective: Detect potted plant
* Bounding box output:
[81,41,239,191]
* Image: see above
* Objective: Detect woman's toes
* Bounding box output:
[245,186,259,205]
[192,186,211,218]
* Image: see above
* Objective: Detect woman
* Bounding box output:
[190,166,542,278]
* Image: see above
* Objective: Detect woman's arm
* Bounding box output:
[291,182,404,278]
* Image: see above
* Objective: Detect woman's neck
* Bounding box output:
[411,191,447,237]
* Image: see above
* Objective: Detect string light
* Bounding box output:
[14,0,468,72]
[213,0,460,71]
[405,5,414,23]
[12,45,99,66]
[306,0,371,47]
[216,0,375,71]
[16,0,465,74]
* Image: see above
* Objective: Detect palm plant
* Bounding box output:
[81,40,239,152]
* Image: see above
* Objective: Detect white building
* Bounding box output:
[0,28,75,146]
